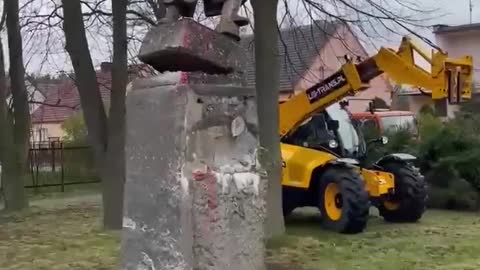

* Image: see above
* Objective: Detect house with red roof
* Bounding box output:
[30,62,147,143]
[241,20,393,111]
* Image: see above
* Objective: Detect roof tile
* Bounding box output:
[31,71,112,124]
[240,20,341,92]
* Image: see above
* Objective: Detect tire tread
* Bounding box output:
[378,162,427,222]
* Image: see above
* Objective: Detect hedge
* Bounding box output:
[362,108,480,211]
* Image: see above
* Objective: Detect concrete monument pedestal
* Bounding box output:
[121,18,266,270]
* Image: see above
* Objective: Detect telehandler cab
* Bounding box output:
[278,36,473,233]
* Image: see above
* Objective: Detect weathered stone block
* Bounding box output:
[122,75,266,270]
[184,87,266,270]
[139,18,248,74]
[121,80,193,270]
[130,71,248,89]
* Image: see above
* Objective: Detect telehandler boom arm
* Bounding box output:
[278,36,474,137]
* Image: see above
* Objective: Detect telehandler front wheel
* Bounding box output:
[318,166,370,234]
[378,162,427,222]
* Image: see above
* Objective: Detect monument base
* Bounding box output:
[123,15,265,270]
[122,77,266,270]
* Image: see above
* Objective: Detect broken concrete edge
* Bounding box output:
[139,47,234,74]
[129,71,248,90]
[187,84,255,97]
[186,164,262,196]
[131,71,184,89]
[138,18,248,74]
[180,87,266,268]
[130,77,255,97]
[124,81,262,193]
[139,19,184,55]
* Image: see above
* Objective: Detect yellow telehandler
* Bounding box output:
[279,36,474,233]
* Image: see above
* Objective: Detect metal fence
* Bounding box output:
[27,141,100,191]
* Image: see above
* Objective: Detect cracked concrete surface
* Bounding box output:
[122,18,266,270]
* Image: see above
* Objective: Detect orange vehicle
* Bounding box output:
[351,109,417,135]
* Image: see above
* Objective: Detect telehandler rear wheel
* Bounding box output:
[318,166,370,234]
[378,162,427,222]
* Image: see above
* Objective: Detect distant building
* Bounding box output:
[4,79,49,143]
[434,23,480,87]
[241,20,393,113]
[30,62,148,143]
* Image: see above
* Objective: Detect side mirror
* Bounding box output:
[327,119,339,131]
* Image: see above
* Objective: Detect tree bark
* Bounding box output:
[62,0,130,230]
[251,0,284,238]
[61,0,108,163]
[102,0,128,230]
[62,0,117,228]
[0,38,16,205]
[1,0,30,211]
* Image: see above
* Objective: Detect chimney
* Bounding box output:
[100,62,113,73]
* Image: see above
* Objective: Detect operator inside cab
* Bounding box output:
[281,102,362,158]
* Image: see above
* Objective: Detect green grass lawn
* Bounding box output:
[270,209,480,270]
[1,194,480,270]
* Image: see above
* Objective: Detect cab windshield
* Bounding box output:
[283,114,336,149]
[381,115,417,133]
[325,103,361,156]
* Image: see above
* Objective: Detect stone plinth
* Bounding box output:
[139,18,247,74]
[121,74,265,270]
[122,18,266,270]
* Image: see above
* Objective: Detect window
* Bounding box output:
[34,128,49,142]
[283,113,335,147]
[358,118,380,141]
[361,119,378,130]
[326,103,360,155]
[381,115,417,133]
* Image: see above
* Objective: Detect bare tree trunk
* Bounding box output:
[102,0,128,230]
[0,29,7,190]
[62,0,130,229]
[251,0,284,238]
[1,0,31,211]
[61,0,108,163]
[0,38,16,205]
[62,0,117,228]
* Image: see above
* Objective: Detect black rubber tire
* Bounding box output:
[318,166,370,234]
[378,161,427,222]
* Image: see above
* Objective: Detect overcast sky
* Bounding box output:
[1,0,479,75]
[397,0,479,41]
